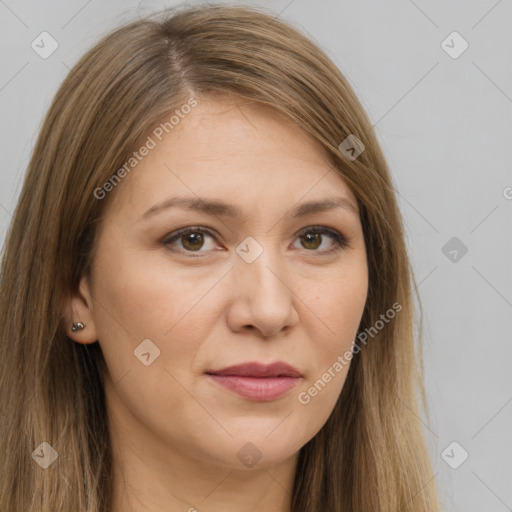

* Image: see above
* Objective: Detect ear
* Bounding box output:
[62,274,98,344]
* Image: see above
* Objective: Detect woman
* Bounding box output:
[0,4,440,511]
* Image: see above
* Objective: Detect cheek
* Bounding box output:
[92,251,215,432]
[91,247,224,386]
[308,262,368,345]
[94,245,217,337]
[297,261,366,408]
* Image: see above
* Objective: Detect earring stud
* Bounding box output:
[71,322,85,332]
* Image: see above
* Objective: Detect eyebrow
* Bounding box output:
[140,195,359,222]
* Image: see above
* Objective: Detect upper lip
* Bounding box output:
[206,362,302,378]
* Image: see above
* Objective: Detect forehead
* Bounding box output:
[105,96,357,217]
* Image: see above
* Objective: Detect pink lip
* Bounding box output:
[206,362,302,401]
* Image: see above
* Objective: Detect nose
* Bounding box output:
[226,242,299,338]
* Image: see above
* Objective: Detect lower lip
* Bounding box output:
[207,375,301,401]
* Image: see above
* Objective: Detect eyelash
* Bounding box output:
[162,225,349,257]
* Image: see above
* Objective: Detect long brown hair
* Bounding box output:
[0,4,440,511]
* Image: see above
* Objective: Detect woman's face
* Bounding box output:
[70,96,368,472]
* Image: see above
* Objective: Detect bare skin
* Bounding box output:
[64,95,368,512]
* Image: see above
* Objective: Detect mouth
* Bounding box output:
[205,361,302,401]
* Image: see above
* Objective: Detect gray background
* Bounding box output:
[1,1,511,510]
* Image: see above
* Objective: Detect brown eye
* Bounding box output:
[163,227,217,254]
[300,232,322,250]
[293,227,348,254]
[163,225,348,257]
[181,232,205,251]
